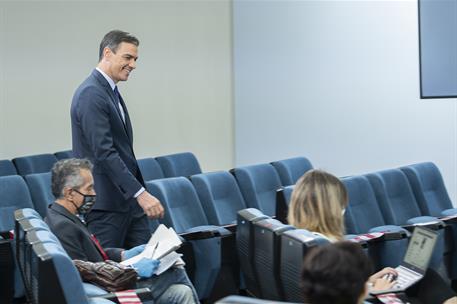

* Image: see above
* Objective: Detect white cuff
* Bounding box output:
[134,187,145,198]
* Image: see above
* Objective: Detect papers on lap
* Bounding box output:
[121,224,183,275]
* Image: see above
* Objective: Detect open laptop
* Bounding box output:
[370,226,438,295]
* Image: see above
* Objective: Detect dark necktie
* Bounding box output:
[114,86,126,123]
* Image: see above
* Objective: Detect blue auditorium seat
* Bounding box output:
[24,172,54,218]
[252,218,294,300]
[191,171,247,225]
[232,164,282,216]
[271,157,313,186]
[0,177,35,301]
[145,177,229,300]
[0,159,17,176]
[28,236,113,304]
[365,169,446,272]
[54,150,74,160]
[12,153,58,175]
[401,162,457,279]
[400,162,457,217]
[156,152,202,178]
[342,175,409,268]
[280,229,330,302]
[137,157,165,182]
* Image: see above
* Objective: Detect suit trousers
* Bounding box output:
[86,201,150,249]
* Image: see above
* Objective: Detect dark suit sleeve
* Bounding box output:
[53,221,92,261]
[77,87,142,200]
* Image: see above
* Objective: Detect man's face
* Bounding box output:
[73,169,95,207]
[104,42,138,83]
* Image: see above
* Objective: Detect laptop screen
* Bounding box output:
[403,227,438,271]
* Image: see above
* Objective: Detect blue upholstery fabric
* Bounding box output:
[282,185,294,206]
[54,150,74,160]
[13,153,58,175]
[145,177,222,299]
[24,172,54,218]
[137,157,165,182]
[365,169,425,225]
[0,175,34,231]
[83,283,109,297]
[14,208,41,222]
[39,242,89,303]
[270,157,313,186]
[365,169,446,271]
[400,162,456,217]
[0,160,17,177]
[233,164,282,216]
[145,177,209,233]
[342,176,389,234]
[191,171,247,225]
[156,152,202,178]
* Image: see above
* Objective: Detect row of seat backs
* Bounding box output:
[0,150,73,177]
[236,208,330,302]
[1,150,202,179]
[144,156,312,232]
[137,152,202,181]
[13,209,103,304]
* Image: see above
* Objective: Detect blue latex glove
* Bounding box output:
[123,244,146,260]
[132,258,160,278]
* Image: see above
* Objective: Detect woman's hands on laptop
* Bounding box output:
[369,267,398,291]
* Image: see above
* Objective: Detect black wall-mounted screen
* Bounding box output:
[418,0,457,98]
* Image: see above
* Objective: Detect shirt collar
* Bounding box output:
[95,67,116,91]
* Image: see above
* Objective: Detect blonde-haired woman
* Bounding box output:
[289,169,457,304]
[287,169,348,242]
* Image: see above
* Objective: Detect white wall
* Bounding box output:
[233,1,457,201]
[0,0,233,171]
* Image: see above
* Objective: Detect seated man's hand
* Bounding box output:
[132,258,160,278]
[123,244,146,260]
[137,191,165,219]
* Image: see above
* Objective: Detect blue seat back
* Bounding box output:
[365,169,423,225]
[400,162,454,217]
[342,176,387,234]
[13,154,58,175]
[145,177,208,233]
[30,239,88,304]
[0,176,34,231]
[233,164,282,216]
[191,171,247,225]
[271,157,313,186]
[0,160,17,177]
[280,229,329,302]
[137,157,164,182]
[24,172,54,218]
[54,150,74,160]
[156,152,202,178]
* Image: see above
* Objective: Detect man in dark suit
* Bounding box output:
[45,158,198,304]
[71,30,164,248]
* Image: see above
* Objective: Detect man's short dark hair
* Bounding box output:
[301,242,373,304]
[51,158,93,199]
[99,30,139,61]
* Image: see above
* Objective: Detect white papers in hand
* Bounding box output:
[120,224,182,268]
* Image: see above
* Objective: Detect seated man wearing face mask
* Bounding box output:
[45,158,198,304]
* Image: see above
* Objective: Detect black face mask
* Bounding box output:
[72,189,96,215]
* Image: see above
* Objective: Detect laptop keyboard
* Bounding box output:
[395,266,421,289]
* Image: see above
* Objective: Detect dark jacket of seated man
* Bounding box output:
[44,158,198,304]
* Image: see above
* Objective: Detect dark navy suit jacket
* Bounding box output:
[71,69,145,212]
[45,203,122,262]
